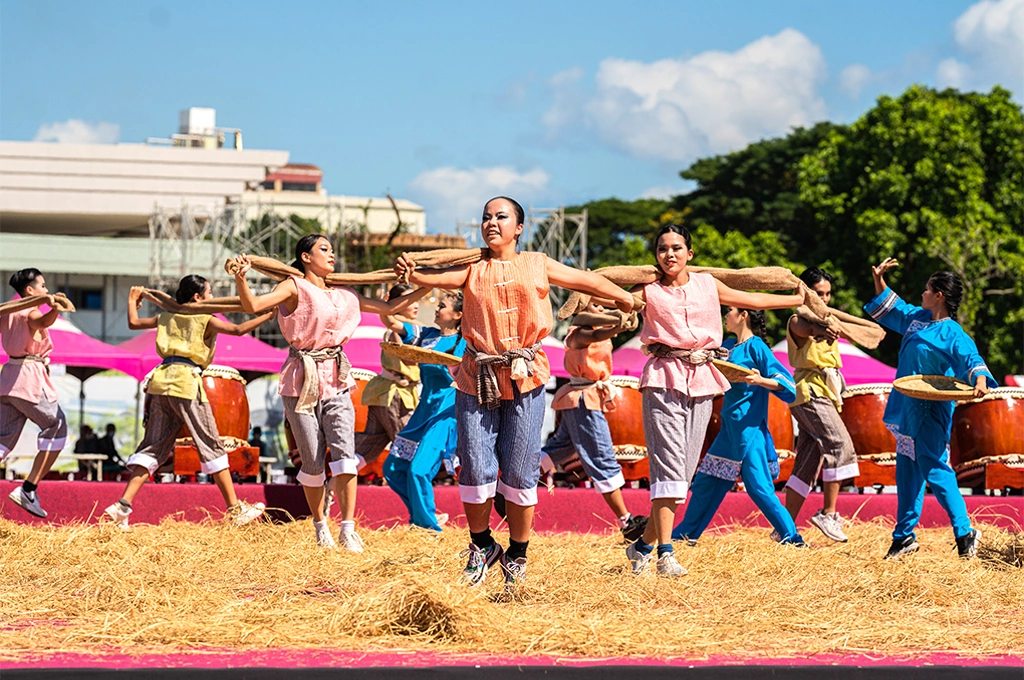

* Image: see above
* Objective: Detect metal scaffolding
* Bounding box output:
[525,206,588,334]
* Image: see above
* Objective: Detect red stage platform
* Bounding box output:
[1,481,1020,532]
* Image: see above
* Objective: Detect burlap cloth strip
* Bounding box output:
[570,310,639,332]
[557,265,831,320]
[140,289,247,315]
[0,293,76,315]
[793,305,886,350]
[224,248,489,286]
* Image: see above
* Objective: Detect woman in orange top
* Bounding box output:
[542,300,647,541]
[395,196,633,592]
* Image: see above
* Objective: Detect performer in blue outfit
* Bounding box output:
[383,292,466,531]
[865,258,994,560]
[672,307,804,546]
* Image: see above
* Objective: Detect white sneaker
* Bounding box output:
[315,523,337,549]
[436,512,449,527]
[339,530,365,553]
[9,486,46,518]
[625,542,653,575]
[229,501,265,526]
[809,510,848,543]
[104,502,131,531]
[655,552,688,578]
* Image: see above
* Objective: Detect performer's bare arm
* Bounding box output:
[568,325,622,350]
[716,279,805,310]
[126,286,159,331]
[233,258,298,315]
[395,253,471,290]
[546,259,634,313]
[361,285,431,317]
[872,257,898,295]
[741,369,782,391]
[206,309,276,339]
[27,300,60,333]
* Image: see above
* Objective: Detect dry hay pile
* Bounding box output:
[0,518,1021,662]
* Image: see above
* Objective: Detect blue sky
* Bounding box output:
[2,0,1021,231]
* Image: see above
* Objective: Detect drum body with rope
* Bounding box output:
[285,367,385,479]
[950,387,1024,489]
[838,383,897,487]
[171,365,259,478]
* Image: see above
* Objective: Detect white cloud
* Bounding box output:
[936,58,971,88]
[407,166,551,233]
[544,29,827,163]
[638,184,690,200]
[33,119,120,144]
[838,64,873,99]
[938,0,1024,90]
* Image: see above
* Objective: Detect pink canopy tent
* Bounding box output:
[0,316,145,381]
[118,315,288,382]
[611,335,896,385]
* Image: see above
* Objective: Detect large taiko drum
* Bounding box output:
[605,375,649,481]
[839,383,896,457]
[176,365,250,445]
[169,365,258,477]
[700,393,795,457]
[285,368,385,479]
[950,387,1024,469]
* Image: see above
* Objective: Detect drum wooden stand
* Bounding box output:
[839,383,897,490]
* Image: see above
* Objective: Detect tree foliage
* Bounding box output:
[567,85,1022,378]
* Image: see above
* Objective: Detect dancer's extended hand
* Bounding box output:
[973,376,990,399]
[872,257,899,278]
[233,254,253,278]
[395,252,416,280]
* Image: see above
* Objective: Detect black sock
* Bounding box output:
[470,529,494,550]
[657,543,674,557]
[118,498,132,509]
[23,481,37,494]
[507,539,529,561]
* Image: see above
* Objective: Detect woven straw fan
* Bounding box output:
[893,374,976,402]
[712,359,756,383]
[380,342,461,367]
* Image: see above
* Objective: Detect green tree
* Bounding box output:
[564,197,670,268]
[798,85,1024,377]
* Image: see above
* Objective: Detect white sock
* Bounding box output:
[313,518,328,531]
[618,513,632,529]
[340,520,355,534]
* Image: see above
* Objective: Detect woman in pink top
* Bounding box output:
[625,224,805,578]
[1,268,67,519]
[233,234,427,551]
[395,196,634,593]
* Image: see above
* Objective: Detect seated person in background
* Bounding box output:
[249,426,268,458]
[74,424,97,454]
[95,423,126,474]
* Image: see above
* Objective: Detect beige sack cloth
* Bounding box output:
[794,305,886,350]
[141,289,247,315]
[571,310,639,332]
[0,293,76,316]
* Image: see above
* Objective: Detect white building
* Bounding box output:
[0,108,427,343]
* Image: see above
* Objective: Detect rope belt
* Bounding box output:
[289,345,352,415]
[7,354,50,374]
[642,343,728,365]
[568,375,622,408]
[467,342,542,410]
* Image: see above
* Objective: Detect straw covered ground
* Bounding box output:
[1,517,1021,663]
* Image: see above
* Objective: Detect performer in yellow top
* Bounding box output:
[103,278,274,530]
[783,267,859,543]
[355,283,423,471]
